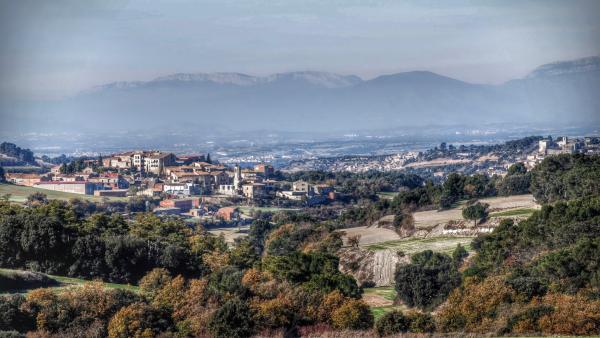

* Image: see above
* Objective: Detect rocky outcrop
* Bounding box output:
[338,247,409,287]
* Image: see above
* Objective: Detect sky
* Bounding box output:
[1,0,599,100]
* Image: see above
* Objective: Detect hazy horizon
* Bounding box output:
[1,0,600,101]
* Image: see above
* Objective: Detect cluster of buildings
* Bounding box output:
[4,149,338,214]
[525,136,600,168]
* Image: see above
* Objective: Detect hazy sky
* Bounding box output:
[1,0,599,100]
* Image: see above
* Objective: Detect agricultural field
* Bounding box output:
[413,194,539,229]
[207,224,251,244]
[0,183,128,203]
[365,237,473,255]
[340,195,539,255]
[362,287,406,320]
[236,205,300,216]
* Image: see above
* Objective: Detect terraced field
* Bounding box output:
[365,236,473,255]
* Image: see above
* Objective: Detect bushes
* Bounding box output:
[375,310,435,336]
[375,311,409,336]
[0,295,34,333]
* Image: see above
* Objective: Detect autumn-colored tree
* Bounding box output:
[251,293,297,329]
[172,278,213,337]
[138,268,172,298]
[152,275,186,311]
[537,292,600,335]
[107,302,172,338]
[330,299,373,330]
[437,276,516,333]
[317,290,347,323]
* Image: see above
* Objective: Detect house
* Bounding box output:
[34,181,96,195]
[242,183,266,199]
[159,198,199,212]
[254,163,274,178]
[163,182,199,196]
[216,207,238,221]
[88,173,129,189]
[141,152,177,175]
[5,173,46,187]
[292,180,310,192]
[277,190,306,201]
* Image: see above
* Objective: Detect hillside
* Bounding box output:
[3,56,600,133]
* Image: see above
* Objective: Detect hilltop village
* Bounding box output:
[2,149,338,221]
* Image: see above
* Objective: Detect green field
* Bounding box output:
[0,183,128,203]
[364,286,396,301]
[490,208,537,217]
[377,192,400,200]
[365,236,473,255]
[237,205,300,215]
[0,268,138,294]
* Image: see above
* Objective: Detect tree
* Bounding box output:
[452,244,469,267]
[0,166,5,183]
[394,250,461,309]
[206,153,212,164]
[107,302,172,338]
[208,298,254,338]
[507,162,527,176]
[462,202,489,226]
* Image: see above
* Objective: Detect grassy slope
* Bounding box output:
[0,268,138,294]
[0,183,128,203]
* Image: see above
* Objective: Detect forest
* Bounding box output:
[0,154,599,337]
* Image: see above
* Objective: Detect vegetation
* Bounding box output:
[0,143,35,165]
[394,248,465,310]
[0,153,599,336]
[462,202,489,225]
[530,153,600,203]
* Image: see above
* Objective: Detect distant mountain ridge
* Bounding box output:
[3,55,599,133]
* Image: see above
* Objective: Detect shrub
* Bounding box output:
[330,299,373,330]
[375,310,409,336]
[407,312,436,333]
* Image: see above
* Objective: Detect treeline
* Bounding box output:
[530,153,600,203]
[0,199,372,337]
[0,142,35,165]
[0,199,225,283]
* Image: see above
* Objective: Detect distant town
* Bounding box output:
[1,135,598,223]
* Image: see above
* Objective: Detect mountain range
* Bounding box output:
[3,56,599,133]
